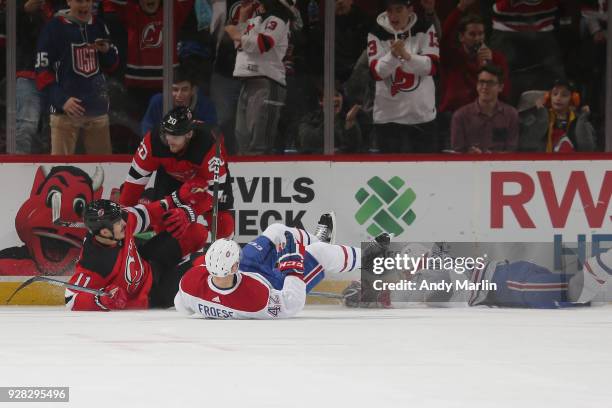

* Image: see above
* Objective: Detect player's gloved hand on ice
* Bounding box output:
[171,180,213,211]
[163,205,196,239]
[100,285,128,310]
[277,231,305,275]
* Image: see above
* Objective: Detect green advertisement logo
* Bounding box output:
[354,176,416,237]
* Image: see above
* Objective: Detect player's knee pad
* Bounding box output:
[261,222,288,243]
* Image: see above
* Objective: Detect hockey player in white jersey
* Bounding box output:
[175,214,361,319]
[368,0,439,153]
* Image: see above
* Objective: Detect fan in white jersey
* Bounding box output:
[224,0,297,154]
[174,216,362,319]
[368,0,439,153]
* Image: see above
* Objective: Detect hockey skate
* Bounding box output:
[314,212,336,244]
[344,233,393,308]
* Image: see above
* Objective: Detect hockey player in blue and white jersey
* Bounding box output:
[175,214,362,319]
[36,0,118,155]
[348,241,612,309]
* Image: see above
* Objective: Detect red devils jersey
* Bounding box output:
[65,203,162,311]
[492,0,560,32]
[108,0,193,89]
[174,265,306,319]
[120,123,233,215]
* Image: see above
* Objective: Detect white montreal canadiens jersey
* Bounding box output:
[174,265,306,320]
[368,13,439,125]
[233,14,289,86]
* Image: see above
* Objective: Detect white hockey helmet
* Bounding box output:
[205,239,241,277]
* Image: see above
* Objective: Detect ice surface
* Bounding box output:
[0,305,611,408]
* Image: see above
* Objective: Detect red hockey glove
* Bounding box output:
[99,285,128,310]
[277,231,305,276]
[163,205,196,239]
[170,180,213,211]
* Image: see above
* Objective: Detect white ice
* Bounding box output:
[1,305,611,408]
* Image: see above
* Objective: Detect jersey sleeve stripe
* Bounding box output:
[126,161,153,185]
[126,205,150,233]
[349,246,357,271]
[369,60,383,81]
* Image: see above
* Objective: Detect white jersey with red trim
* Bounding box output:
[174,266,306,319]
[233,13,290,86]
[492,0,559,32]
[367,12,439,125]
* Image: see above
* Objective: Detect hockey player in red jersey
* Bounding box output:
[175,215,363,319]
[119,106,235,249]
[66,190,208,311]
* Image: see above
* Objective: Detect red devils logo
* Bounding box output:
[124,241,145,293]
[71,43,99,78]
[141,22,163,49]
[391,68,420,96]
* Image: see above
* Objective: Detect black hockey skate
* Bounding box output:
[314,212,336,244]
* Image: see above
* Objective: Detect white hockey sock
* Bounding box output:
[306,242,361,274]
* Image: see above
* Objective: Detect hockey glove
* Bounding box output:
[277,231,305,275]
[163,205,196,239]
[171,180,213,211]
[99,285,128,310]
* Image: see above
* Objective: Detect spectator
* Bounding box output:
[489,0,566,104]
[451,65,518,153]
[418,0,441,39]
[368,0,439,153]
[108,0,194,119]
[439,1,510,114]
[297,85,362,153]
[141,65,217,136]
[16,0,63,154]
[36,0,119,155]
[210,0,261,155]
[518,79,596,152]
[579,0,607,139]
[225,0,294,155]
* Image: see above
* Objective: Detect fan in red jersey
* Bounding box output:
[119,106,235,253]
[66,189,208,311]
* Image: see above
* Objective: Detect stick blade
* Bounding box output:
[5,276,43,304]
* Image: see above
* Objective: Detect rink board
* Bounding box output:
[0,154,608,304]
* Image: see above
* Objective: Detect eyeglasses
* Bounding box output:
[477,80,499,87]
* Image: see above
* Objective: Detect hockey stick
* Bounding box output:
[209,129,222,242]
[5,276,109,305]
[51,193,86,228]
[308,288,359,301]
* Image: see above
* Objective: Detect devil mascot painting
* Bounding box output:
[0,166,104,276]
